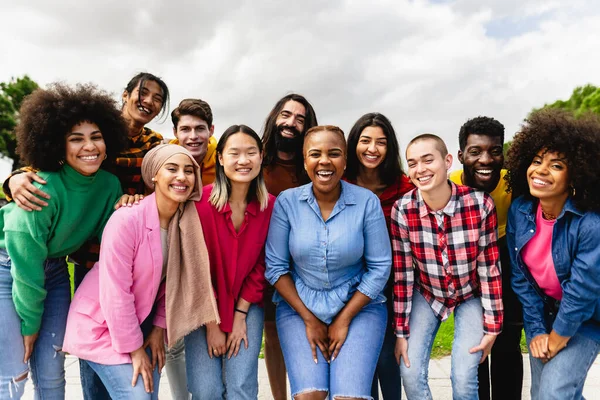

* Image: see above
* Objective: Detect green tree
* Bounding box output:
[535,84,600,117]
[0,75,39,169]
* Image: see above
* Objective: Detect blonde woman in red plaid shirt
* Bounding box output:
[391,134,503,400]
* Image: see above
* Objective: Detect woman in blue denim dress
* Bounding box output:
[0,84,127,399]
[505,109,600,400]
[265,125,392,400]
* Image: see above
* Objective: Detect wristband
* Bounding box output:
[235,308,248,315]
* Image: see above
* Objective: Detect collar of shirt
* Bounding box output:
[217,198,259,216]
[298,181,357,221]
[416,180,459,219]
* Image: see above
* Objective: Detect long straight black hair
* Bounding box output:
[346,112,404,185]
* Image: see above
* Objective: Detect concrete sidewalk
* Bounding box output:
[23,354,600,399]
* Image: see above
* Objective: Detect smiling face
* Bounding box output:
[274,100,306,153]
[458,134,504,193]
[406,139,452,195]
[122,79,164,127]
[356,126,388,170]
[218,132,263,185]
[153,153,196,204]
[527,149,570,203]
[304,129,346,197]
[174,115,214,162]
[65,122,107,176]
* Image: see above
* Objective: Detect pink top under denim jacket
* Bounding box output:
[62,193,167,365]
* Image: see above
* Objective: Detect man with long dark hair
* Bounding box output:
[261,93,317,400]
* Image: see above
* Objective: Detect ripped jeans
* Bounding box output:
[0,248,70,399]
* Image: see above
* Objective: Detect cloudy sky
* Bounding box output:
[1,0,599,174]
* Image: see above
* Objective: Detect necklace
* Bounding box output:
[541,209,557,220]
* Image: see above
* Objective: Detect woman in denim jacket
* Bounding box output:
[505,109,600,400]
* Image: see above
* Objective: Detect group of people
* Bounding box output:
[0,71,598,400]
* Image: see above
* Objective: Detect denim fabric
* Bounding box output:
[0,248,70,399]
[74,261,112,400]
[85,348,160,400]
[528,333,599,400]
[371,313,401,400]
[276,300,386,399]
[507,196,600,343]
[401,291,483,400]
[477,238,524,400]
[266,181,391,324]
[477,323,523,400]
[79,358,111,400]
[184,305,264,400]
[165,338,189,399]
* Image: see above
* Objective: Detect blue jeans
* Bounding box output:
[185,304,264,400]
[74,262,111,400]
[401,291,483,400]
[528,333,599,400]
[372,306,401,400]
[84,349,161,400]
[277,300,386,399]
[0,248,70,399]
[165,338,190,400]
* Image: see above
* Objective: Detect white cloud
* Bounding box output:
[1,0,599,170]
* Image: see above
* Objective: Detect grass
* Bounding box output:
[431,314,528,358]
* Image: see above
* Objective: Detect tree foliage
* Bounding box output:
[536,84,600,117]
[0,75,39,169]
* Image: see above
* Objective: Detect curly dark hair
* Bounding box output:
[16,83,128,171]
[458,116,505,150]
[505,108,600,212]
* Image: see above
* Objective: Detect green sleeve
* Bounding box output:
[4,202,55,335]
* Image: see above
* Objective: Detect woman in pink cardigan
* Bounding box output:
[63,144,218,399]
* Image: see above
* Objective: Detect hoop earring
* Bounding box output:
[58,160,64,166]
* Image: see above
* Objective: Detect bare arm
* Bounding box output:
[7,171,50,211]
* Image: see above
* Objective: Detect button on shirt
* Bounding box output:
[391,182,503,338]
[265,181,392,324]
[196,185,276,332]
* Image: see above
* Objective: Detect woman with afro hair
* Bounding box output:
[505,108,600,400]
[0,83,127,399]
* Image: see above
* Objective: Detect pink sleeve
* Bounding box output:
[98,210,144,354]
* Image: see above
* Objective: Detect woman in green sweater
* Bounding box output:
[0,83,127,399]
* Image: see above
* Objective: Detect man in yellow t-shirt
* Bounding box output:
[450,116,523,400]
[169,98,217,185]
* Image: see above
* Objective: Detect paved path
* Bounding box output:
[23,354,600,399]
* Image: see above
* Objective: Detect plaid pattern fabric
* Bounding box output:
[108,127,164,195]
[391,182,503,338]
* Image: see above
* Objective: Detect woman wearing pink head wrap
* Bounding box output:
[63,144,219,400]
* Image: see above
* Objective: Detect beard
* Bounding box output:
[274,124,302,153]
